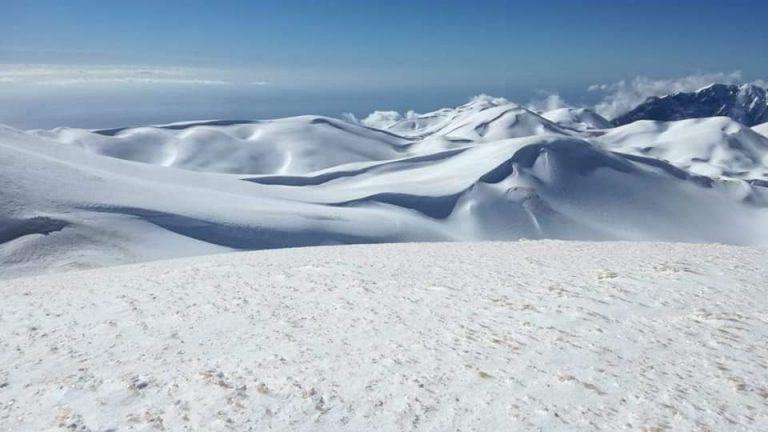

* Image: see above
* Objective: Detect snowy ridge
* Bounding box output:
[1,241,767,431]
[2,93,768,277]
[359,94,513,137]
[596,117,768,181]
[541,107,611,131]
[31,116,411,175]
[612,83,768,126]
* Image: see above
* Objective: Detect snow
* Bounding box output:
[611,83,768,127]
[596,117,768,181]
[1,241,767,431]
[2,94,768,278]
[359,95,536,139]
[30,116,410,175]
[754,122,768,138]
[2,90,768,431]
[542,107,611,131]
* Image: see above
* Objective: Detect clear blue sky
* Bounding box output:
[1,0,767,128]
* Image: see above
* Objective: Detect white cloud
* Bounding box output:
[358,111,406,129]
[339,112,360,124]
[0,64,267,87]
[34,78,231,86]
[588,71,767,119]
[468,94,510,106]
[527,93,568,113]
[348,109,427,129]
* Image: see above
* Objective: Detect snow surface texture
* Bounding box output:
[2,93,768,278]
[1,241,767,431]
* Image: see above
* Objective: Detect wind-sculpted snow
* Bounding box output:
[1,242,767,431]
[31,116,411,175]
[596,117,768,181]
[2,93,768,277]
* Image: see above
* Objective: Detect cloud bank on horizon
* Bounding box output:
[0,64,269,87]
[353,71,768,124]
[0,63,766,129]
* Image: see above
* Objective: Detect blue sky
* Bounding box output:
[1,0,767,128]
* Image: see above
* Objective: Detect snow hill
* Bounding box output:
[360,95,570,140]
[541,107,611,131]
[596,117,768,181]
[2,92,768,278]
[612,83,768,127]
[31,117,410,175]
[1,241,767,431]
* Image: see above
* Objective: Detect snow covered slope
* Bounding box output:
[1,241,767,431]
[31,116,411,175]
[360,94,511,137]
[2,93,768,278]
[542,107,611,131]
[360,95,569,141]
[612,83,768,126]
[596,117,768,181]
[3,120,768,279]
[28,99,570,176]
[754,121,768,137]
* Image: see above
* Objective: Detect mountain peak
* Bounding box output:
[463,94,512,109]
[613,83,768,126]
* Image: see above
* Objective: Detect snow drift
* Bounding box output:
[31,116,410,175]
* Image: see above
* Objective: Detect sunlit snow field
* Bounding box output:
[1,241,767,430]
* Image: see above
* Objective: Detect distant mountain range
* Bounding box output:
[612,83,768,126]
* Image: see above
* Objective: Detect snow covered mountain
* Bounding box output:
[612,83,768,126]
[596,117,768,181]
[30,116,410,175]
[541,107,611,131]
[360,94,570,140]
[3,94,768,431]
[2,94,768,278]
